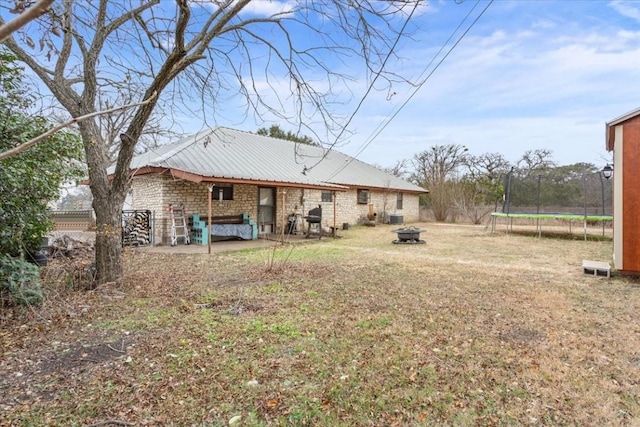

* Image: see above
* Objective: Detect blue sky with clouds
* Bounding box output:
[202,0,639,169]
[4,0,637,171]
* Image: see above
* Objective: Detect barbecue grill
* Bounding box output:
[305,205,322,239]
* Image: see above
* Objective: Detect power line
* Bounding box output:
[302,1,421,173]
[326,0,494,181]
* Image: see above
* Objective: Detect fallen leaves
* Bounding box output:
[1,223,638,425]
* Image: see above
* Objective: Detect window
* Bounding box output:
[396,192,404,210]
[321,191,333,202]
[357,189,369,204]
[211,183,233,201]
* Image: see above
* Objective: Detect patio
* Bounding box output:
[133,232,329,254]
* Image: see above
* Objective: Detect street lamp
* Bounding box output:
[599,165,614,235]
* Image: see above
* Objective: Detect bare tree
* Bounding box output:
[516,149,555,177]
[376,159,409,179]
[464,152,511,183]
[1,0,425,283]
[451,152,511,224]
[411,144,469,221]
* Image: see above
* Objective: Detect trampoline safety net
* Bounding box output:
[500,170,613,217]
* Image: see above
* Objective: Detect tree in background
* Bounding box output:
[375,159,409,179]
[0,50,83,256]
[256,125,317,146]
[57,186,93,211]
[411,144,469,221]
[516,149,556,177]
[453,152,511,224]
[1,0,424,284]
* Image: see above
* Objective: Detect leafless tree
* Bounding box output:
[377,159,409,179]
[450,152,511,224]
[464,152,511,183]
[411,144,469,221]
[516,149,555,177]
[1,0,425,283]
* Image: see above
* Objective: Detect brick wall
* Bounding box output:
[130,174,421,243]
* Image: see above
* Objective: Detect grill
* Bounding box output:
[392,227,425,244]
[305,205,322,239]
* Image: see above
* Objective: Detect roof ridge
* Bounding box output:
[607,106,640,126]
[152,128,217,164]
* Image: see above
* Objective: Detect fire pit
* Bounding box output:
[392,226,425,244]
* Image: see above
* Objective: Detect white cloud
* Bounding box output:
[177,1,640,168]
[240,0,296,17]
[191,0,296,17]
[609,0,640,22]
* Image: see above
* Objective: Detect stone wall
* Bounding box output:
[290,188,420,229]
[130,174,421,243]
[130,175,260,244]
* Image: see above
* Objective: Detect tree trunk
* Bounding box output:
[93,197,123,283]
[78,121,127,285]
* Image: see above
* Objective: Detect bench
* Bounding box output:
[190,213,258,244]
[582,260,611,278]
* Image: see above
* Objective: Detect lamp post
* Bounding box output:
[600,164,613,236]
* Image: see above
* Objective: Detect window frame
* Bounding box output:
[211,183,234,201]
[396,192,404,210]
[357,189,370,204]
[321,191,333,203]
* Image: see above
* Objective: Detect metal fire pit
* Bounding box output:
[392,227,425,244]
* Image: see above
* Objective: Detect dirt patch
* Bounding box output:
[1,336,133,407]
[36,338,131,374]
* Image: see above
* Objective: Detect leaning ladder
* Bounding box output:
[168,203,191,246]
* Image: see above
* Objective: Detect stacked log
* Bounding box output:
[122,210,151,247]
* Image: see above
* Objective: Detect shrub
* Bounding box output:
[0,254,44,306]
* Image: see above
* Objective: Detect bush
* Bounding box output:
[0,49,84,256]
[0,254,44,306]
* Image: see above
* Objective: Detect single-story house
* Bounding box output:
[115,127,427,245]
[605,107,640,275]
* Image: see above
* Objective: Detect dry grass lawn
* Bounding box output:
[1,222,639,426]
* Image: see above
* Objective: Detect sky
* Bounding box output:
[185,0,640,170]
[3,0,639,172]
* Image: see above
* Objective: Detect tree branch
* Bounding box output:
[54,1,74,81]
[0,92,157,161]
[103,0,160,37]
[0,0,54,42]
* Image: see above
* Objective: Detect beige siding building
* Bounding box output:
[117,127,426,244]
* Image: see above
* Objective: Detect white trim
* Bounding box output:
[613,125,624,270]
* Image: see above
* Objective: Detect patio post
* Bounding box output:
[208,184,213,254]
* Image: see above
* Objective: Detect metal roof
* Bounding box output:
[605,107,640,151]
[126,127,427,193]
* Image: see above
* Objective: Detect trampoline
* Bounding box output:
[490,212,612,239]
[491,168,613,240]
